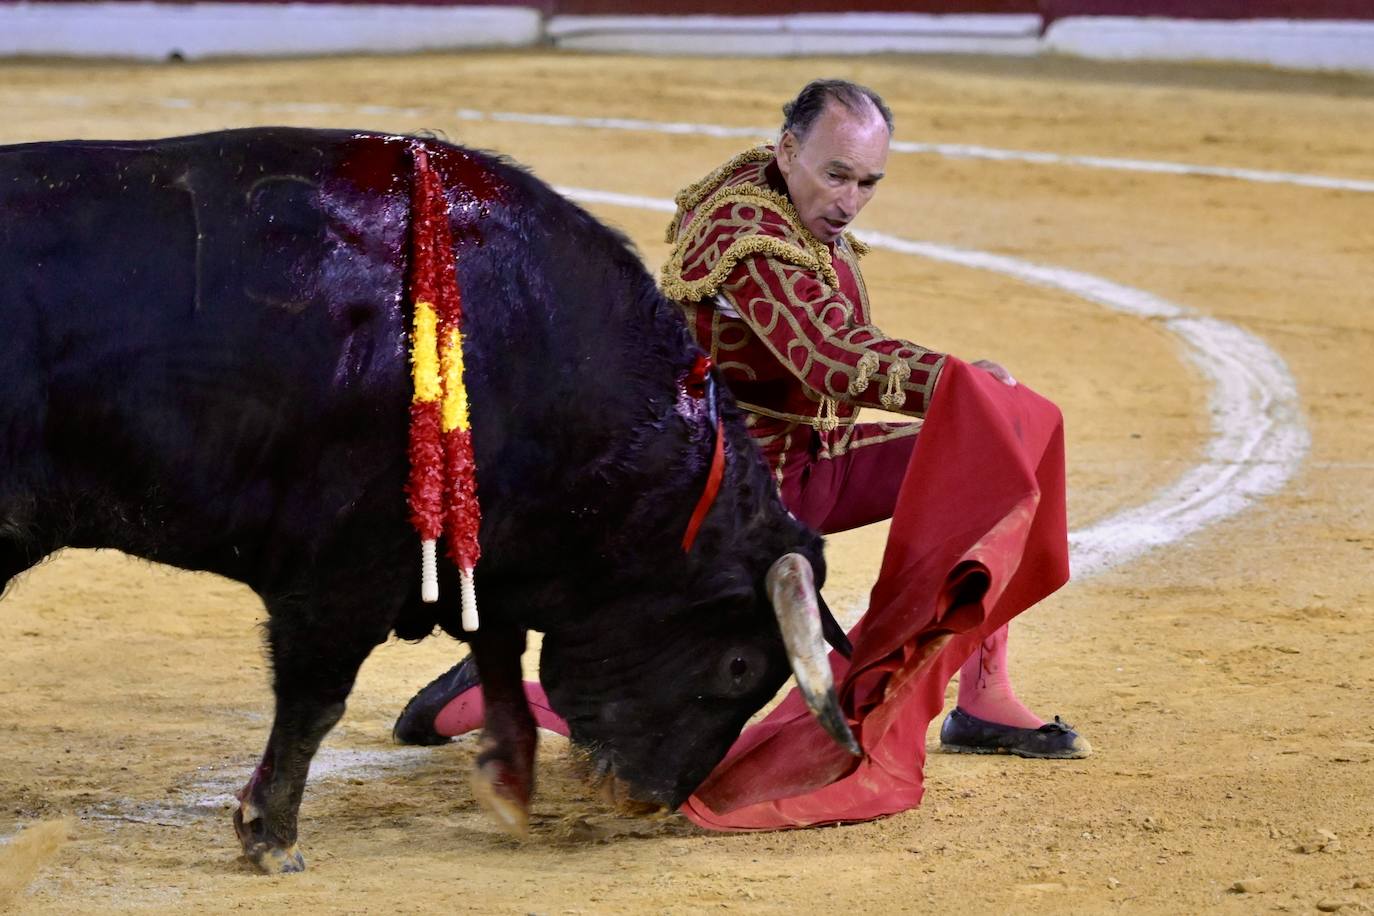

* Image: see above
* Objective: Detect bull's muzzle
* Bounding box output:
[766,554,862,757]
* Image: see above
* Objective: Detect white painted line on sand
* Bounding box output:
[80,748,446,826]
[33,93,1374,195]
[561,187,678,214]
[883,141,1374,194]
[495,110,1374,194]
[1068,312,1309,577]
[560,188,1310,579]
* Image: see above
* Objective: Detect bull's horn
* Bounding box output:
[766,554,861,757]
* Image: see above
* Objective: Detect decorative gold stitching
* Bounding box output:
[881,359,912,410]
[738,256,872,398]
[814,396,840,432]
[675,147,775,212]
[664,146,947,420]
[774,427,791,490]
[737,400,858,428]
[827,420,921,458]
[848,351,880,395]
[833,242,872,325]
[661,187,840,301]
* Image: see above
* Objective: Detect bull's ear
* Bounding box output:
[816,592,853,659]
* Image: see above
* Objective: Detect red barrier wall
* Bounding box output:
[1040,1,1371,21]
[0,0,1037,7]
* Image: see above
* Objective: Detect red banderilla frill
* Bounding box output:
[405,143,482,632]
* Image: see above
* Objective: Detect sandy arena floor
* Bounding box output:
[1,51,1372,913]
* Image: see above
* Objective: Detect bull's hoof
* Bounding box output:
[472,759,530,838]
[244,842,306,875]
[233,804,306,874]
[592,772,665,817]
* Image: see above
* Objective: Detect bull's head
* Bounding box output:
[539,542,858,811]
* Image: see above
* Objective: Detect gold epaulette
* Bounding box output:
[660,182,840,302]
[664,146,775,243]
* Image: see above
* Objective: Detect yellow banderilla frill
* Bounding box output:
[440,325,470,434]
[411,300,442,404]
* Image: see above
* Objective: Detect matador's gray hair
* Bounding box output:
[781,79,894,140]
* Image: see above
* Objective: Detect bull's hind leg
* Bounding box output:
[233,591,391,874]
[469,622,537,837]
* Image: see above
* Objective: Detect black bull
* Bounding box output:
[0,128,855,871]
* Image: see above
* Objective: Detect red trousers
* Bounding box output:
[774,422,921,535]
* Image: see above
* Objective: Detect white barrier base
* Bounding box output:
[1044,17,1374,75]
[0,2,542,60]
[1,5,1370,77]
[546,13,1043,57]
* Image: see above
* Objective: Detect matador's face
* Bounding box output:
[777,101,890,245]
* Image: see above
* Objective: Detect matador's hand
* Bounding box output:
[971,359,1017,387]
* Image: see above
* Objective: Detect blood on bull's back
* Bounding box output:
[0,130,660,574]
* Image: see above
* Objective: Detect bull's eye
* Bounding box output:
[714,650,762,698]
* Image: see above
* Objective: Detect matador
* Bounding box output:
[393,79,1089,767]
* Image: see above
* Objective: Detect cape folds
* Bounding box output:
[682,358,1072,829]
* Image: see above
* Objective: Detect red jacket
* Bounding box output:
[661,147,945,471]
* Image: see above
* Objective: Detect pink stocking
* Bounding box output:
[433,682,570,738]
[955,624,1045,729]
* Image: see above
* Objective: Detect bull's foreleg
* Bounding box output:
[469,623,537,837]
[233,599,387,874]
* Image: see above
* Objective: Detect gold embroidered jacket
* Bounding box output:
[661,146,946,437]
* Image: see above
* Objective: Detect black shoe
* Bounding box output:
[392,655,481,746]
[939,707,1092,759]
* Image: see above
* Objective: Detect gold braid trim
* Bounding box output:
[664,146,776,242]
[738,400,858,428]
[848,351,880,395]
[815,396,840,432]
[845,233,871,258]
[661,185,841,301]
[677,147,773,211]
[733,183,840,290]
[881,359,912,410]
[661,233,816,302]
